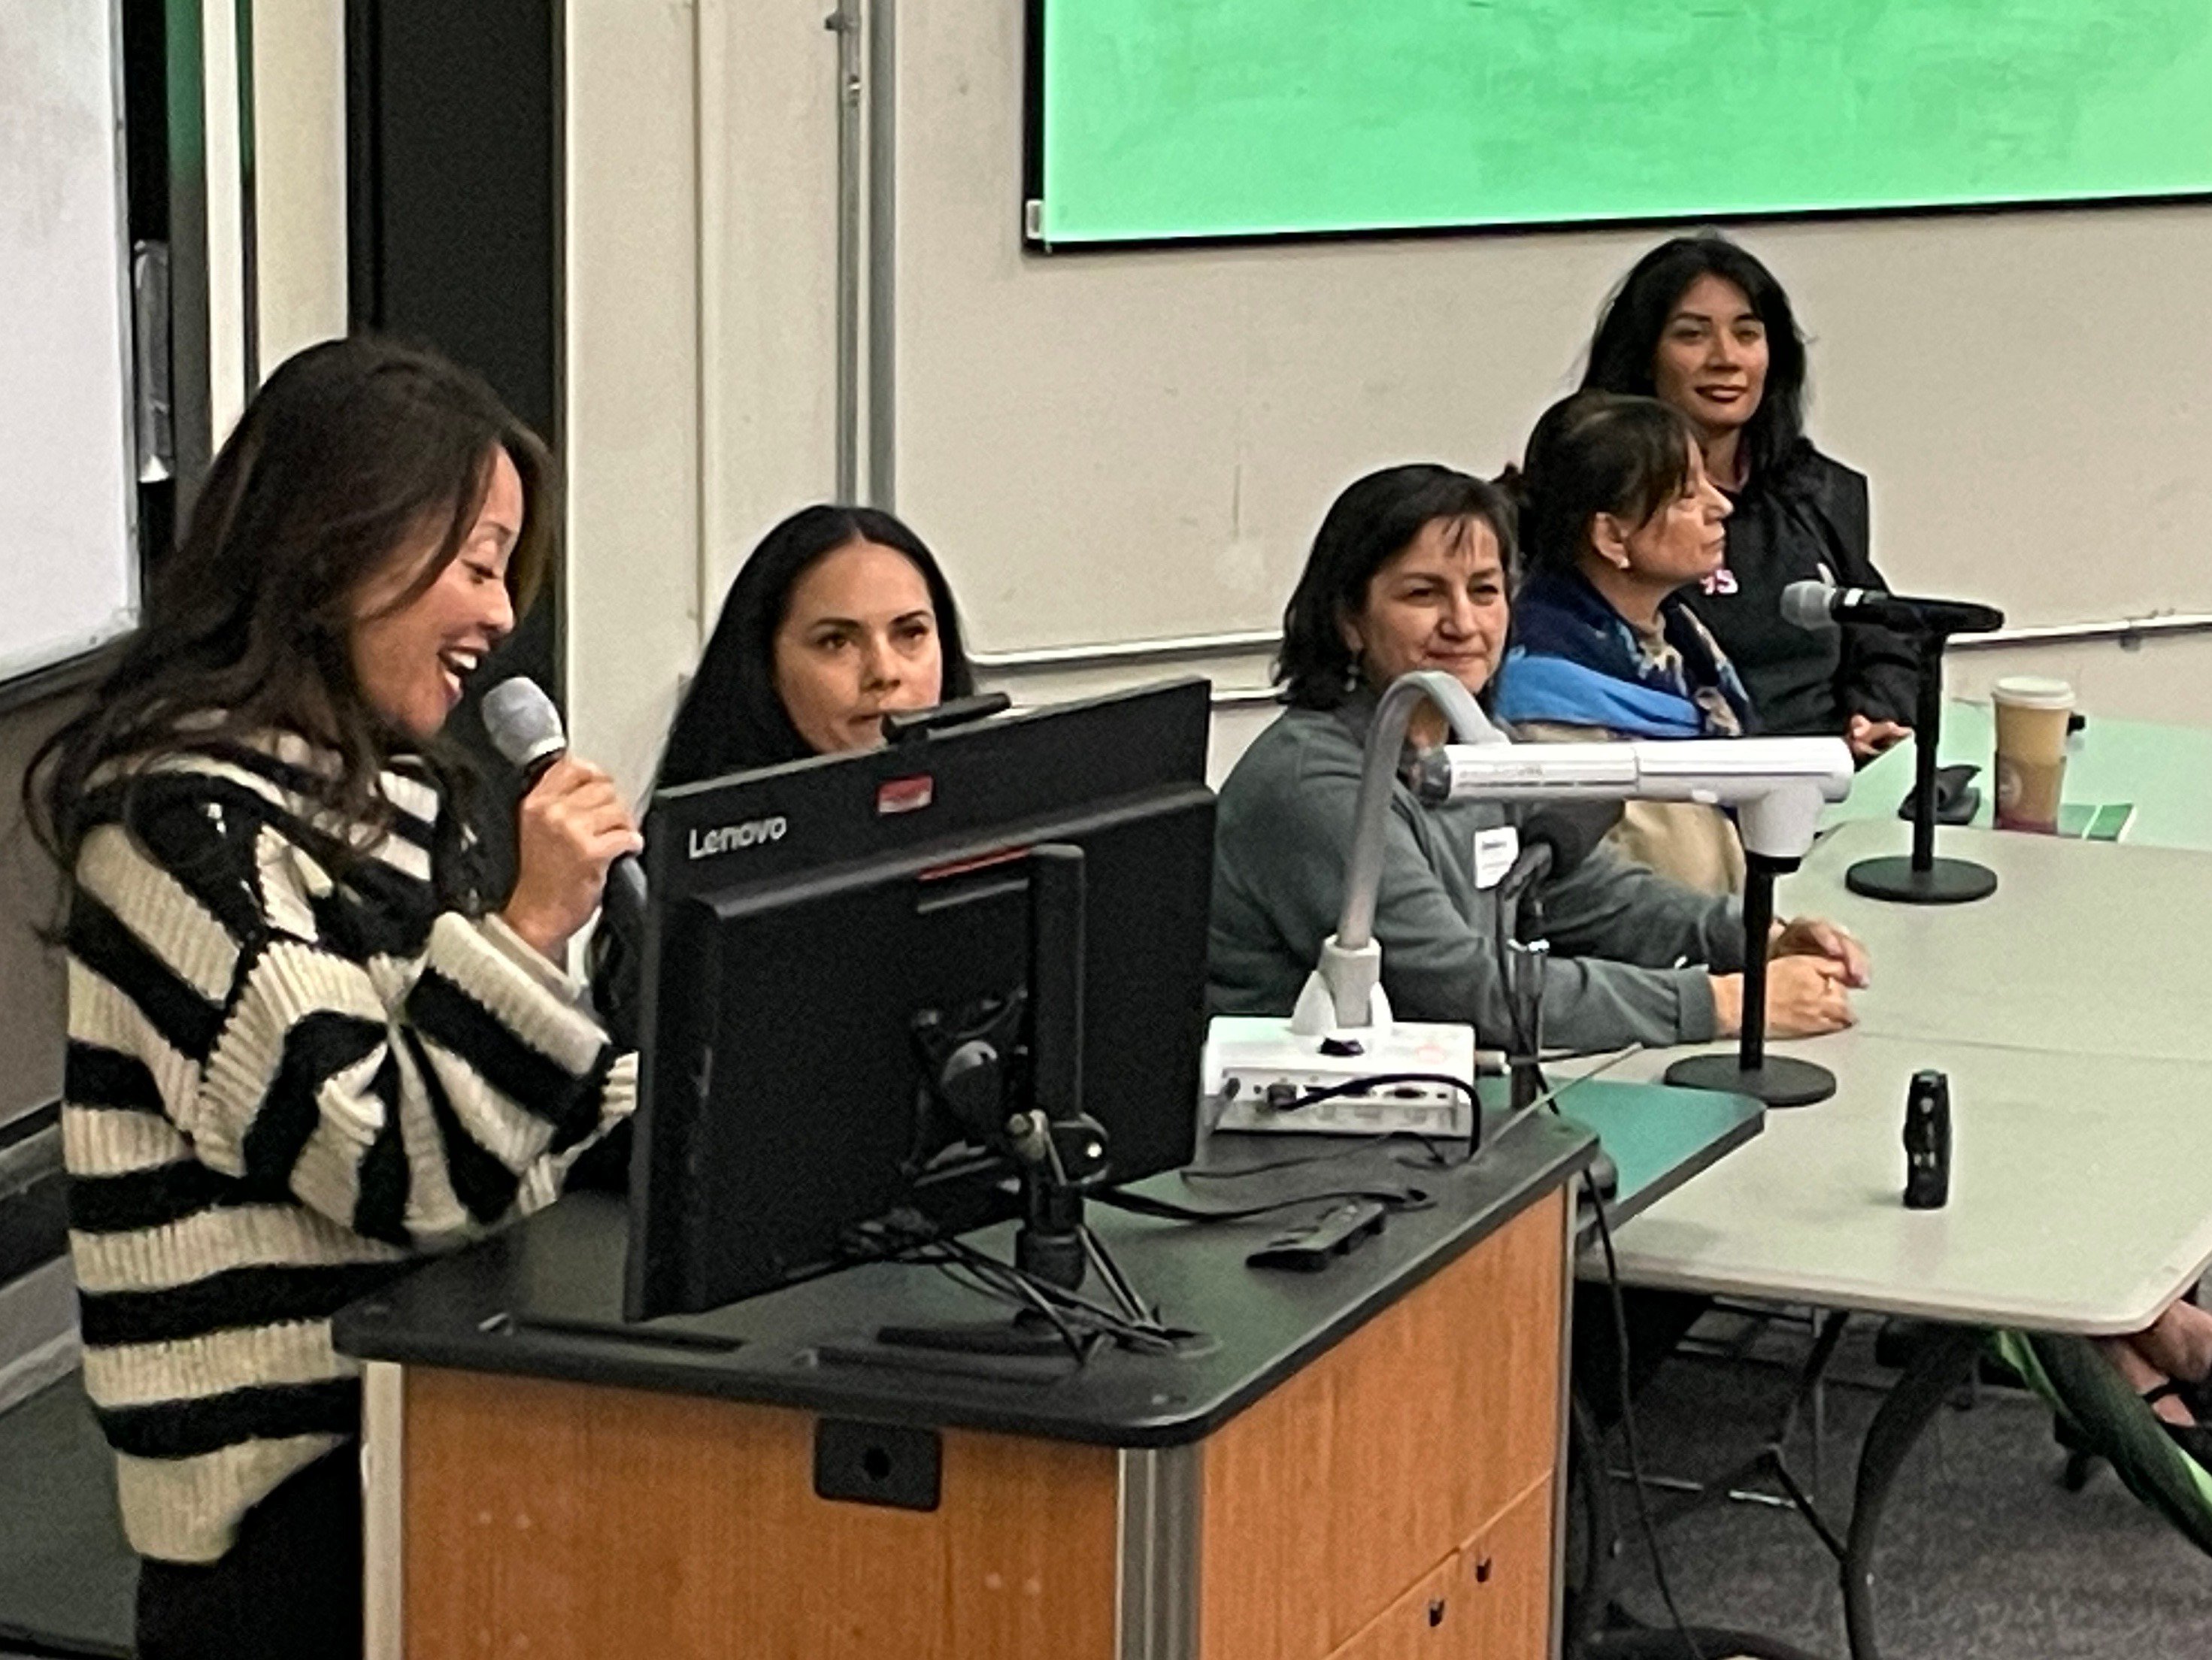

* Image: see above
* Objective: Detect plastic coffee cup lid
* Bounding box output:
[1991,674,2074,710]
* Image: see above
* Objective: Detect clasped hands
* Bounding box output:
[1710,915,1868,1040]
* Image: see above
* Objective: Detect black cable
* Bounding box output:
[1392,1131,1471,1172]
[1495,842,1552,1065]
[1077,1219,1157,1328]
[898,1218,1198,1359]
[1260,1071,1485,1156]
[850,1194,1203,1359]
[1183,1131,1451,1181]
[1565,1386,1619,1658]
[1093,1183,1434,1225]
[1496,866,1535,1060]
[1586,1167,1706,1660]
[925,1256,1092,1362]
[925,1240,1166,1359]
[851,1214,1105,1361]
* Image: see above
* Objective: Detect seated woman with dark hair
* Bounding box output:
[1580,232,1916,759]
[1495,391,1755,895]
[659,503,977,785]
[584,504,978,1053]
[1208,462,1865,1056]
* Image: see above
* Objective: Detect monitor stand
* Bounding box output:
[874,844,1168,1360]
[874,1170,1101,1358]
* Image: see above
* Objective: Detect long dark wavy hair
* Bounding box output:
[657,504,975,786]
[27,335,556,894]
[1579,232,1811,484]
[1510,391,1699,577]
[1275,464,1518,711]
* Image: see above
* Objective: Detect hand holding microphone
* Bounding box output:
[483,680,645,962]
[505,757,642,960]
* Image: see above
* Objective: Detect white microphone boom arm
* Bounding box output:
[1407,735,1853,861]
[1297,669,1852,1036]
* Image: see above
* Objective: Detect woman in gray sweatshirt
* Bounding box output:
[1209,463,1865,1056]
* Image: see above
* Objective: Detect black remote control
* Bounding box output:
[1246,1199,1388,1271]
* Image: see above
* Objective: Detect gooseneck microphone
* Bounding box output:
[1780,580,2004,638]
[481,677,648,915]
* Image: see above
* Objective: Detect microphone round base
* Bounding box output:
[1664,1051,1838,1110]
[1843,854,1999,907]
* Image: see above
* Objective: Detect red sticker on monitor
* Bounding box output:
[877,774,935,815]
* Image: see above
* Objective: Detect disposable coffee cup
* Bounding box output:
[1991,675,2074,832]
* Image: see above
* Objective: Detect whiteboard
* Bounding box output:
[895,4,2212,657]
[0,0,138,686]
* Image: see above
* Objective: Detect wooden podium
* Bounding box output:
[338,1126,1587,1660]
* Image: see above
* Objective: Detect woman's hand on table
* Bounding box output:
[1771,915,1870,987]
[1710,956,1856,1040]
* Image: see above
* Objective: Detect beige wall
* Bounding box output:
[562,0,703,795]
[251,0,347,370]
[562,0,847,796]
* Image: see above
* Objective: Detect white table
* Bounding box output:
[1591,1030,2212,1337]
[1777,818,2212,1066]
[1571,816,2212,1658]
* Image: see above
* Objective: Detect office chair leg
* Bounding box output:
[2062,1448,2099,1492]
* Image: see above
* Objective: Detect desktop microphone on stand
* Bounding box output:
[1783,580,2006,906]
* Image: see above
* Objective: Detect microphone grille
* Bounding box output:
[1780,580,1838,632]
[481,677,567,770]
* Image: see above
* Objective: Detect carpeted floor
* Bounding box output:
[1604,1318,2212,1659]
[0,1377,130,1659]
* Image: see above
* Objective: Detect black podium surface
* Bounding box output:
[333,1110,1592,1449]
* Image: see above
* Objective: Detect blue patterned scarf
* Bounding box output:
[1494,568,1756,739]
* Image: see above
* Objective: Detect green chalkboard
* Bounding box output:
[1028,1,2212,246]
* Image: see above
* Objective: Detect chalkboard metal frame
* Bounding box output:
[1020,0,2212,255]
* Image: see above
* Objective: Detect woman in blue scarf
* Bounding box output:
[1495,392,1753,893]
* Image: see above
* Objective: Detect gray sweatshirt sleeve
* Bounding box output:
[1217,736,1724,1052]
[1540,845,1750,974]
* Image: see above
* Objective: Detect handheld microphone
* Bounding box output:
[1781,579,2004,637]
[481,677,648,915]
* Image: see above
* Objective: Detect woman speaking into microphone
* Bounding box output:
[28,338,638,1658]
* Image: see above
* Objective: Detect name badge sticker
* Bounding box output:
[1473,824,1520,890]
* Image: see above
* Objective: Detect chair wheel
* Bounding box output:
[2062,1450,2098,1492]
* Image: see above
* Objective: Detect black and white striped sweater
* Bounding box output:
[61,733,633,1564]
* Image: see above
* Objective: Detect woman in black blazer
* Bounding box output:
[1580,233,1917,760]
